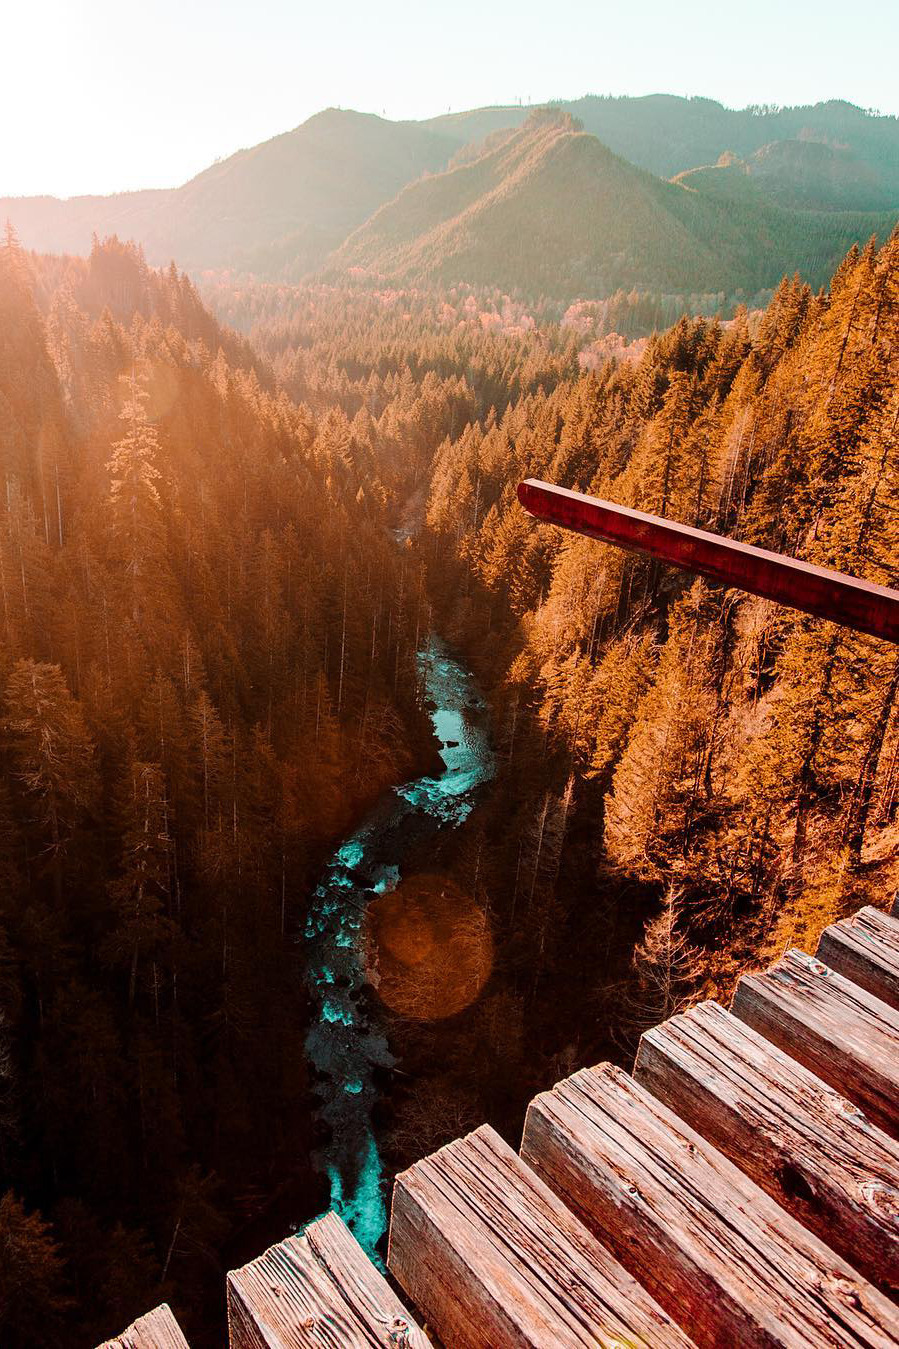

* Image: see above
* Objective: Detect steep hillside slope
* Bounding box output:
[0,231,434,1345]
[330,113,895,300]
[3,98,897,285]
[427,96,899,201]
[676,139,896,212]
[1,110,459,275]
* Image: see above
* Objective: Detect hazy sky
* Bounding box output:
[4,0,898,198]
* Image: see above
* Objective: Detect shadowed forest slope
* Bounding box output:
[0,231,437,1346]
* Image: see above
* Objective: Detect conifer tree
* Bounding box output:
[103,761,174,1009]
[605,585,723,880]
[631,886,699,1025]
[3,660,97,901]
[107,371,166,626]
[0,1192,70,1346]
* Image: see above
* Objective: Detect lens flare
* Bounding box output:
[366,873,493,1021]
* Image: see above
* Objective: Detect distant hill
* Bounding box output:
[0,110,459,274]
[2,97,897,298]
[426,96,899,202]
[329,112,895,301]
[675,139,897,213]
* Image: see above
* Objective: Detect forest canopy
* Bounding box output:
[0,232,433,1345]
[0,221,897,1345]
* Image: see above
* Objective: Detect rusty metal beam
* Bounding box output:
[518,479,899,644]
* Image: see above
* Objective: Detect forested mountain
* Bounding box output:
[427,95,899,198]
[0,111,459,276]
[330,111,895,300]
[3,98,897,305]
[676,139,898,213]
[0,231,438,1346]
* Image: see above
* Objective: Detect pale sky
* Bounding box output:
[4,0,897,198]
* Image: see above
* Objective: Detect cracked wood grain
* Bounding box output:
[227,1212,427,1348]
[389,1122,694,1348]
[522,1062,899,1348]
[732,948,899,1139]
[634,999,899,1296]
[816,907,899,1012]
[98,1304,190,1349]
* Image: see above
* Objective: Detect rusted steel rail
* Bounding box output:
[518,478,899,643]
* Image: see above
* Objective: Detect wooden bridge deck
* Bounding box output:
[100,903,899,1347]
[98,1304,189,1348]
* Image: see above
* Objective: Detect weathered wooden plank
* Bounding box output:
[522,1063,899,1348]
[388,1123,695,1349]
[303,1212,427,1347]
[817,906,899,1011]
[227,1212,427,1348]
[517,478,899,642]
[732,947,899,1138]
[634,999,899,1295]
[98,1304,189,1349]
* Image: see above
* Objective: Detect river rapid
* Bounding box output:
[302,634,495,1260]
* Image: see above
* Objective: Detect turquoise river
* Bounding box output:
[302,635,495,1260]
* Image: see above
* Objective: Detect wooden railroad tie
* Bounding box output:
[732,946,899,1139]
[521,1061,898,1348]
[98,903,899,1348]
[98,1304,189,1349]
[634,997,899,1296]
[389,1122,694,1349]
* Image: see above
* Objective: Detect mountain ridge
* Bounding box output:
[2,95,897,302]
[424,95,899,192]
[1,109,460,274]
[674,138,896,212]
[329,112,896,300]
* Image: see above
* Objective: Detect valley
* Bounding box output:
[0,82,897,1349]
